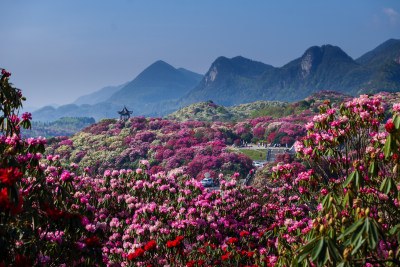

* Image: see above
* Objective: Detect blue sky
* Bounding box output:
[1,0,399,109]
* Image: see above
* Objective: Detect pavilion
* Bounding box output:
[118,106,133,121]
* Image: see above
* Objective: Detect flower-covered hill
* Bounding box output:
[43,91,357,180]
[45,90,400,181]
[45,111,315,179]
[165,100,287,122]
[167,90,351,123]
[46,117,254,179]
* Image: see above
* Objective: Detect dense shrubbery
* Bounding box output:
[0,69,102,265]
[46,116,258,179]
[4,68,400,266]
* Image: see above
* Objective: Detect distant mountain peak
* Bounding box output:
[150,60,171,67]
[299,45,355,78]
[143,60,176,73]
[356,39,400,64]
[203,56,274,85]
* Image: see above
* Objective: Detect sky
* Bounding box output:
[1,0,399,109]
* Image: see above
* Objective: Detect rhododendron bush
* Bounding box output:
[286,96,400,266]
[0,70,102,265]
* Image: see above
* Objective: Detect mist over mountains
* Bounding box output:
[32,38,400,122]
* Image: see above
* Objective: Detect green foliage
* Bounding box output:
[241,132,253,143]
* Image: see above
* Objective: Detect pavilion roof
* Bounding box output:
[118,106,133,115]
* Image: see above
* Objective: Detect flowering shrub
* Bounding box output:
[61,162,285,266]
[279,95,400,266]
[0,69,102,265]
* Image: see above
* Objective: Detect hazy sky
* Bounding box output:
[1,0,399,109]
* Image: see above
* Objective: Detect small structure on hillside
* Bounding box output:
[118,106,133,121]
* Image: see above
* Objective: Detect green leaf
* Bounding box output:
[354,170,362,190]
[394,115,400,129]
[385,178,392,195]
[338,218,364,240]
[384,134,392,159]
[380,178,388,193]
[389,224,400,236]
[352,237,365,255]
[326,238,341,263]
[365,217,370,233]
[311,238,325,262]
[369,221,379,249]
[350,222,365,245]
[317,242,329,266]
[343,171,356,188]
[368,161,377,177]
[296,237,318,263]
[321,193,330,209]
[343,190,354,208]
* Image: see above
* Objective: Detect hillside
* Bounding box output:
[166,90,350,122]
[166,100,287,122]
[44,90,367,178]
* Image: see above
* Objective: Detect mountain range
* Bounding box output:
[32,38,400,122]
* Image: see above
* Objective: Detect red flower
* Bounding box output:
[128,248,145,261]
[248,251,255,257]
[187,261,195,267]
[228,237,238,244]
[0,188,10,209]
[240,231,249,237]
[0,167,23,186]
[385,122,396,133]
[144,240,157,251]
[167,236,184,248]
[44,207,65,220]
[9,194,23,215]
[15,254,31,267]
[135,248,144,257]
[393,154,399,162]
[222,253,230,260]
[128,253,135,261]
[84,236,101,247]
[0,188,21,214]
